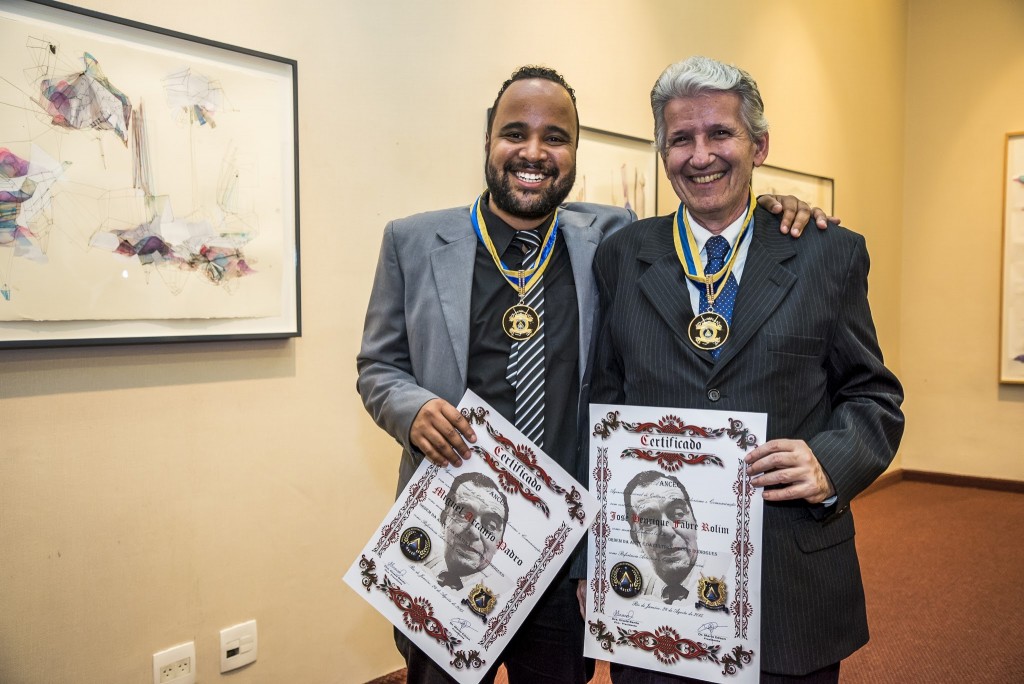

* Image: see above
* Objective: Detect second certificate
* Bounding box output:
[585,404,766,684]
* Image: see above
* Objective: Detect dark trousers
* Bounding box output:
[396,573,593,684]
[610,661,840,684]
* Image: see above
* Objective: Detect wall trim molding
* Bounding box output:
[858,469,904,497]
[901,469,1024,493]
[859,469,1024,497]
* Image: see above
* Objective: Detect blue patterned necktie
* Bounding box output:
[505,230,545,447]
[699,235,738,359]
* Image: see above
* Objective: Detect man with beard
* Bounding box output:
[357,65,830,684]
[623,471,700,604]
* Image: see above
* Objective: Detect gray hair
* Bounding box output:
[651,56,768,153]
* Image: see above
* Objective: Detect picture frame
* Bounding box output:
[570,126,659,219]
[1000,131,1024,384]
[752,164,834,216]
[0,0,300,349]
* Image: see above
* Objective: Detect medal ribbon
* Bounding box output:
[673,189,756,302]
[471,194,559,295]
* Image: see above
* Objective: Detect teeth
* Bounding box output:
[516,171,545,182]
[692,172,725,184]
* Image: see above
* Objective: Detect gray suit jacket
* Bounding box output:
[591,207,905,675]
[357,201,634,494]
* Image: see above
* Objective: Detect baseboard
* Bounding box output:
[901,469,1024,493]
[858,468,1024,499]
[857,469,904,497]
[366,670,404,684]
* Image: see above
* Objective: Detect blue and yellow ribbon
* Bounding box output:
[470,193,559,295]
[672,189,755,301]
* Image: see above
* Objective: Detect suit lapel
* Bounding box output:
[431,213,477,386]
[710,210,797,374]
[635,216,714,366]
[560,210,603,376]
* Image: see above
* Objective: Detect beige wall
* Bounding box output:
[2,0,976,682]
[899,0,1024,479]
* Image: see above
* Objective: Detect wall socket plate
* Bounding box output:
[152,641,195,684]
[220,619,258,673]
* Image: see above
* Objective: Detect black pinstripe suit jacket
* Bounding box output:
[590,207,905,675]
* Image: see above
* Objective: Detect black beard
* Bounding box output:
[485,160,575,221]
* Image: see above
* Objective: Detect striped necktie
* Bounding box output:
[505,229,545,448]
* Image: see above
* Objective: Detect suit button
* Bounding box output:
[707,389,721,402]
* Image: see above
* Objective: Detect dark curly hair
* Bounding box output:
[486,65,579,139]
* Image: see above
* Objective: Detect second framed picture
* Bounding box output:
[752,164,834,216]
[570,126,659,219]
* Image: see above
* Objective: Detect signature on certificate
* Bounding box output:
[384,562,408,583]
[698,621,724,639]
[611,608,639,627]
[451,617,476,634]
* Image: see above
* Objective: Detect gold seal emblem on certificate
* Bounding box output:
[463,583,498,621]
[503,304,539,340]
[688,312,729,350]
[696,575,729,613]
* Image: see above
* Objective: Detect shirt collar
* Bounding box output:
[684,204,749,255]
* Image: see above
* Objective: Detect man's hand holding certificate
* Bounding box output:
[344,390,598,684]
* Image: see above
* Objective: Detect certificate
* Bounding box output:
[584,404,766,683]
[344,390,599,684]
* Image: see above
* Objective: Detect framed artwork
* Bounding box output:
[0,0,300,349]
[570,126,658,219]
[1000,131,1024,383]
[752,164,834,215]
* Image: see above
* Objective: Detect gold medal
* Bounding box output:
[672,190,754,352]
[688,311,729,350]
[503,303,539,340]
[688,274,730,350]
[470,194,558,338]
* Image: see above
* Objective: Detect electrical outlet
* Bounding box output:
[220,619,257,673]
[160,657,190,682]
[153,642,196,684]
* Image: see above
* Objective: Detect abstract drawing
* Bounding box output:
[0,0,298,347]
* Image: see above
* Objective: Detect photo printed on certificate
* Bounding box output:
[585,404,766,683]
[344,390,598,684]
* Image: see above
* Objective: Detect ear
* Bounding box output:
[752,132,769,167]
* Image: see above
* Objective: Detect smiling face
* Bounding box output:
[662,91,769,234]
[629,477,699,586]
[485,78,577,229]
[443,481,507,577]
